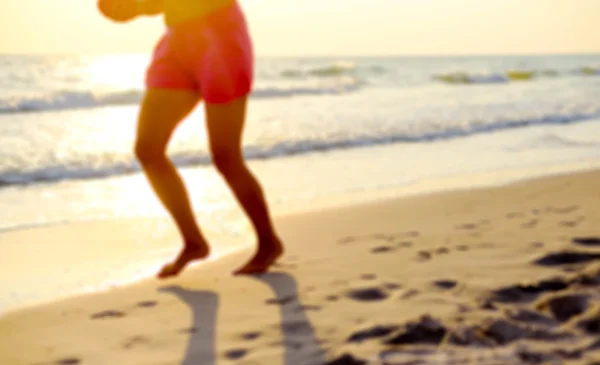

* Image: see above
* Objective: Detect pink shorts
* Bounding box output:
[145,1,254,104]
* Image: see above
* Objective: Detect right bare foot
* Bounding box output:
[234,237,284,275]
[157,243,210,279]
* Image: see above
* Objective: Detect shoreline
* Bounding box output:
[2,164,600,364]
[1,158,600,316]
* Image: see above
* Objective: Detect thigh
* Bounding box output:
[136,88,200,152]
[204,96,247,158]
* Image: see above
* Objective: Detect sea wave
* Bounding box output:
[0,80,364,115]
[2,106,599,188]
[434,66,599,84]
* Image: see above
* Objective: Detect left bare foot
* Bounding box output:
[234,237,284,275]
[157,243,210,279]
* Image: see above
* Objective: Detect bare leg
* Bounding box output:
[134,88,210,279]
[204,97,283,275]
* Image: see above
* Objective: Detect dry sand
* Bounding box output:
[2,168,600,365]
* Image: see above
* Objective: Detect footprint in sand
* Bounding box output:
[490,277,569,303]
[553,205,579,214]
[521,219,539,229]
[534,251,600,266]
[137,300,158,308]
[54,358,81,365]
[384,315,446,346]
[90,309,125,319]
[433,280,457,289]
[417,251,432,261]
[360,274,377,281]
[538,293,590,322]
[346,287,388,302]
[383,283,402,291]
[371,245,395,254]
[224,348,248,360]
[435,247,450,255]
[325,295,340,302]
[346,325,399,343]
[577,310,600,335]
[455,223,478,230]
[324,353,368,365]
[240,331,262,341]
[573,237,600,247]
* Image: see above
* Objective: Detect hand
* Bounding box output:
[137,0,164,16]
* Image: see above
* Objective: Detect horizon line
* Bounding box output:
[0,51,599,58]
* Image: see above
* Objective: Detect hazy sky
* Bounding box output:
[0,0,598,56]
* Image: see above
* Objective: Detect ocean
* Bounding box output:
[1,53,600,312]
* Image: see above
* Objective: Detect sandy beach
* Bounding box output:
[1,167,600,365]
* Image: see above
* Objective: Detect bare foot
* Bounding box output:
[234,237,284,275]
[157,243,210,279]
[234,237,283,275]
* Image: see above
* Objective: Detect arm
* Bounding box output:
[137,0,164,16]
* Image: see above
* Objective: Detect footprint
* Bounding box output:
[360,274,377,281]
[435,247,450,255]
[55,358,81,365]
[553,205,579,214]
[456,245,470,251]
[534,251,600,266]
[346,287,388,302]
[417,251,432,261]
[572,237,600,247]
[224,349,248,360]
[482,318,528,345]
[490,278,569,303]
[397,241,413,248]
[326,295,339,302]
[456,223,477,230]
[371,246,395,254]
[384,315,446,345]
[90,309,125,320]
[521,219,538,229]
[240,331,262,341]
[577,315,600,334]
[560,220,578,228]
[383,283,402,291]
[324,353,368,365]
[346,325,399,343]
[433,280,457,289]
[137,300,158,308]
[540,294,590,322]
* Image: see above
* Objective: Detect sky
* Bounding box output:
[0,0,598,56]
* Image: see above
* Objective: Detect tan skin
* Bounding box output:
[131,0,283,278]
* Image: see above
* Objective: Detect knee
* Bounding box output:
[134,141,165,165]
[212,147,244,178]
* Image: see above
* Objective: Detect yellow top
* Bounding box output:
[138,0,235,26]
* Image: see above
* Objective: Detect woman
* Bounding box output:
[106,0,283,278]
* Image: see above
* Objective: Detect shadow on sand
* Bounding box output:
[159,272,326,365]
